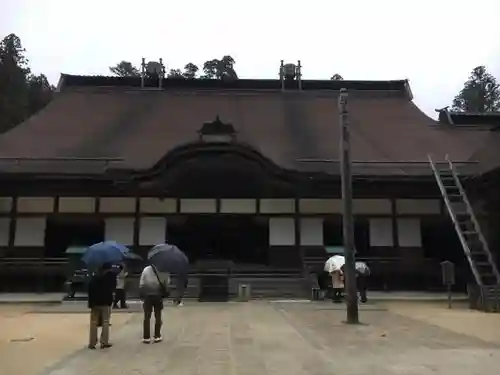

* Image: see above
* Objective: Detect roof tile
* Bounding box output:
[0,76,497,176]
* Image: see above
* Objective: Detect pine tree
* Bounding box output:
[452,66,500,112]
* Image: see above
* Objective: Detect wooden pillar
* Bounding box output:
[94,197,102,244]
[7,197,17,254]
[175,198,181,213]
[133,197,140,252]
[391,198,399,250]
[294,198,301,259]
[53,196,60,214]
[94,196,100,213]
[390,198,399,291]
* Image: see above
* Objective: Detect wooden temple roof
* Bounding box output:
[0,74,498,177]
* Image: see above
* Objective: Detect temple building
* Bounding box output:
[1,61,500,297]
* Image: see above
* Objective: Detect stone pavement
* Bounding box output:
[383,300,500,345]
[0,293,64,304]
[39,301,500,375]
[0,291,468,304]
[0,305,132,375]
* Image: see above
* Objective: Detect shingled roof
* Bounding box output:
[0,74,498,176]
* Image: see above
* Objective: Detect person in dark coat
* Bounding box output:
[87,262,116,349]
[355,262,370,303]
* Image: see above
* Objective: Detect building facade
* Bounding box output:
[0,73,499,292]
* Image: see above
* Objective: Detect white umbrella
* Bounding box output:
[324,255,345,273]
[355,261,370,275]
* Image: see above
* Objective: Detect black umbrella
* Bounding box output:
[148,244,189,275]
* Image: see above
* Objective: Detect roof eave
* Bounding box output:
[56,74,67,92]
[404,79,414,101]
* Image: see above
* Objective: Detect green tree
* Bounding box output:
[167,68,183,78]
[331,73,343,80]
[0,33,31,132]
[0,34,54,133]
[452,66,500,112]
[109,61,140,77]
[26,74,54,115]
[201,55,238,80]
[183,62,199,79]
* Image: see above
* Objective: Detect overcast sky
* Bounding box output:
[2,0,500,118]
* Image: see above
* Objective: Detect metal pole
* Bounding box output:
[141,58,146,89]
[447,283,452,309]
[339,88,359,324]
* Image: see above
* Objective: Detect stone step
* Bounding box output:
[124,274,310,299]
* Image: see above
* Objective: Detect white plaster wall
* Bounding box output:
[14,217,46,246]
[397,218,422,247]
[260,199,295,213]
[269,218,295,246]
[0,197,12,213]
[140,198,177,213]
[396,199,440,215]
[300,218,324,246]
[17,197,54,213]
[369,218,394,247]
[100,198,136,213]
[180,199,216,213]
[58,197,95,213]
[220,199,257,213]
[104,218,134,245]
[353,199,392,214]
[139,217,166,245]
[299,199,342,214]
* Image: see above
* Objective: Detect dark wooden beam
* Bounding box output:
[7,197,17,252]
[133,197,140,252]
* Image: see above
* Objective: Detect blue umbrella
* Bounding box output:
[82,241,130,267]
[148,244,189,275]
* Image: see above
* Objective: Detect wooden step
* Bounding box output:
[476,261,492,266]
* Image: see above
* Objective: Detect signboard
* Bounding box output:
[440,260,456,286]
[440,260,455,309]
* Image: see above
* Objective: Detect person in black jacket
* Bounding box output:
[87,262,116,349]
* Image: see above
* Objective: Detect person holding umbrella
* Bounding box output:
[139,263,170,343]
[331,268,344,303]
[355,261,370,303]
[87,262,116,349]
[81,241,130,349]
[325,255,345,303]
[338,261,371,303]
[140,243,189,342]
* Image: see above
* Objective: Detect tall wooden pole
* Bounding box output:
[339,88,359,324]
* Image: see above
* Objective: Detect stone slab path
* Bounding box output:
[39,301,500,375]
[0,305,132,375]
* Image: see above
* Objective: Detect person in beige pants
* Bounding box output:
[331,269,344,303]
[87,263,116,349]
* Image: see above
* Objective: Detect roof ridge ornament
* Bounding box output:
[198,115,237,143]
[140,58,166,90]
[279,60,302,91]
[435,106,454,125]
